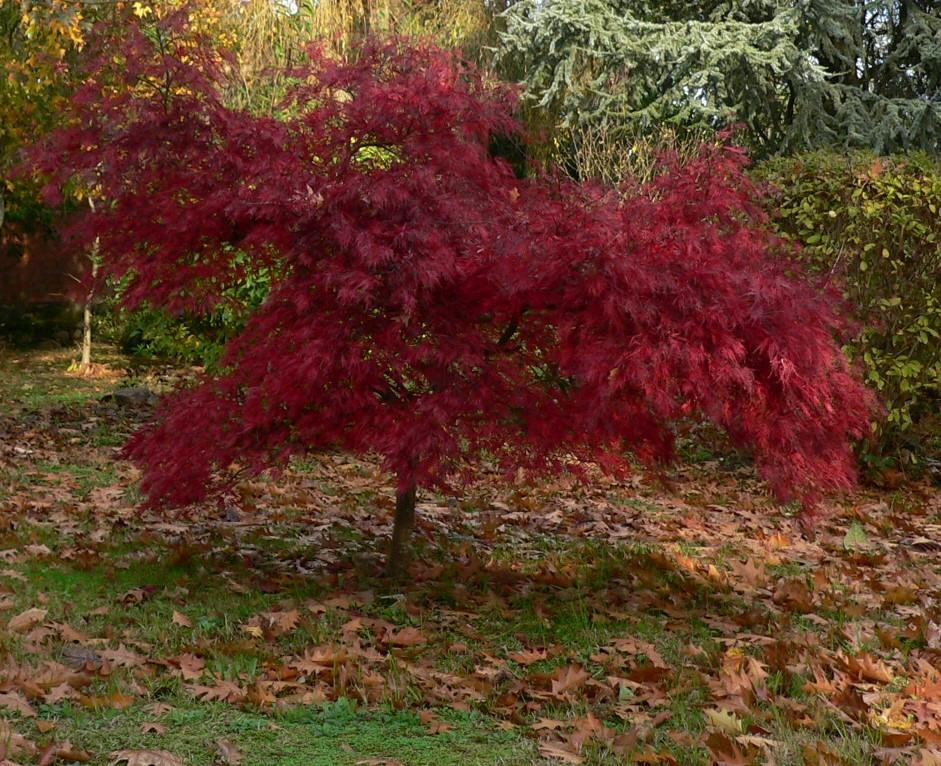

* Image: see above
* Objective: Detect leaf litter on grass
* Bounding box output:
[1,351,941,764]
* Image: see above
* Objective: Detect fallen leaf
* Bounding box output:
[110,751,182,766]
[188,681,245,703]
[386,627,426,647]
[532,719,566,731]
[0,691,36,717]
[8,607,48,633]
[843,522,869,551]
[171,611,192,628]
[508,648,547,665]
[550,665,589,697]
[418,710,452,734]
[537,742,584,764]
[79,693,135,710]
[214,739,242,765]
[38,742,92,765]
[704,708,744,736]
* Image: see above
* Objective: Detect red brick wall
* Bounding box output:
[0,223,86,306]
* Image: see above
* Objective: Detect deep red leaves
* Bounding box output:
[24,14,877,521]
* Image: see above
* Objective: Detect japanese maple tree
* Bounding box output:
[26,11,877,574]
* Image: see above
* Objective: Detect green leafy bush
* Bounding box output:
[756,152,941,466]
[104,249,273,367]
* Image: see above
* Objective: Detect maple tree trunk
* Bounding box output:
[386,482,416,577]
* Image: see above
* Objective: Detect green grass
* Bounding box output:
[22,700,538,766]
[1,346,930,766]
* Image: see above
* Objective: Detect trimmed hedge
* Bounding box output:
[757,152,941,466]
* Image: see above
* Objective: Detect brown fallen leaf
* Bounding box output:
[8,607,48,633]
[531,719,566,731]
[550,665,589,697]
[167,653,205,681]
[0,720,36,759]
[705,731,760,766]
[214,739,242,765]
[385,626,426,647]
[845,653,895,684]
[98,646,146,668]
[508,648,547,665]
[0,568,27,582]
[45,684,81,705]
[110,751,182,766]
[140,723,167,735]
[418,710,453,734]
[38,741,92,765]
[118,589,151,606]
[241,609,300,640]
[171,611,192,628]
[536,742,584,764]
[79,693,135,710]
[0,691,36,718]
[188,681,245,703]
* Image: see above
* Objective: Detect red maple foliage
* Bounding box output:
[25,13,877,567]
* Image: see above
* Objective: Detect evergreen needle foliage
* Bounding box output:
[498,0,941,155]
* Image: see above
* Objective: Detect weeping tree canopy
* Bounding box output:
[497,0,941,155]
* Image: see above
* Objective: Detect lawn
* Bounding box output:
[1,347,940,765]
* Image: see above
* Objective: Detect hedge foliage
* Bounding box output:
[757,152,941,464]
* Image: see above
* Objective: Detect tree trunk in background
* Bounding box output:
[80,240,99,370]
[386,482,417,577]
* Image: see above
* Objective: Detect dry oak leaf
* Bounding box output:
[8,608,47,633]
[508,648,548,665]
[44,683,80,704]
[140,722,167,735]
[844,653,895,684]
[0,720,36,757]
[536,742,584,764]
[0,568,27,582]
[188,681,245,703]
[79,693,135,710]
[168,653,205,681]
[171,611,192,628]
[0,691,36,717]
[110,751,182,766]
[531,719,566,731]
[98,646,146,668]
[704,731,760,766]
[704,708,744,736]
[214,738,242,765]
[550,665,590,697]
[385,627,426,647]
[37,741,92,765]
[242,609,299,640]
[418,710,453,734]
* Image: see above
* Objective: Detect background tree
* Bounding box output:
[0,0,94,228]
[26,14,876,573]
[497,0,941,157]
[302,0,509,64]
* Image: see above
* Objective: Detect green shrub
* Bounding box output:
[103,249,273,367]
[756,151,941,466]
